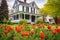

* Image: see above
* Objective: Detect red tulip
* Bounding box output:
[30,29,34,34]
[47,25,51,30]
[36,24,43,28]
[4,30,9,34]
[15,26,22,32]
[54,27,59,32]
[57,28,60,33]
[21,31,29,36]
[35,24,40,26]
[52,30,57,35]
[39,32,45,39]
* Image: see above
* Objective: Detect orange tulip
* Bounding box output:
[4,30,9,34]
[21,31,29,36]
[6,26,13,31]
[15,26,22,32]
[32,25,36,28]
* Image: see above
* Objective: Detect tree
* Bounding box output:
[39,0,60,24]
[44,0,60,17]
[0,0,9,22]
[38,8,47,22]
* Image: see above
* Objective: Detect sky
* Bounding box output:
[7,0,47,9]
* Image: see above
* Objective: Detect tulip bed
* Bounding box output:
[0,24,60,40]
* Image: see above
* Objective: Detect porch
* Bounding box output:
[9,13,40,24]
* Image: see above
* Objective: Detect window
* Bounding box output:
[31,15,35,22]
[22,14,24,19]
[35,9,37,14]
[32,3,34,6]
[31,8,32,13]
[19,5,22,11]
[20,14,24,19]
[24,6,26,12]
[13,15,16,20]
[10,17,13,20]
[26,7,29,12]
[16,14,19,20]
[25,14,29,20]
[32,8,34,13]
[37,16,40,18]
[23,6,24,11]
[34,8,35,14]
[31,8,35,13]
[29,7,31,13]
[17,6,19,11]
[13,14,19,20]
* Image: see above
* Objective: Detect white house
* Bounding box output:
[9,0,41,24]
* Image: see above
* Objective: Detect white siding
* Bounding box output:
[29,7,31,13]
[19,5,22,11]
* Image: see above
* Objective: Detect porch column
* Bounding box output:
[19,14,20,20]
[35,15,37,23]
[19,14,21,20]
[30,15,31,22]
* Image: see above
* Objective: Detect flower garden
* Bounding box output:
[0,23,60,40]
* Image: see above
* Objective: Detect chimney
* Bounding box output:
[24,0,26,3]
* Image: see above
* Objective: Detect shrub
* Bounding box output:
[19,19,27,25]
[3,18,8,23]
[36,18,43,24]
[3,18,12,24]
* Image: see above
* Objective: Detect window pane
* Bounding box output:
[25,14,29,20]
